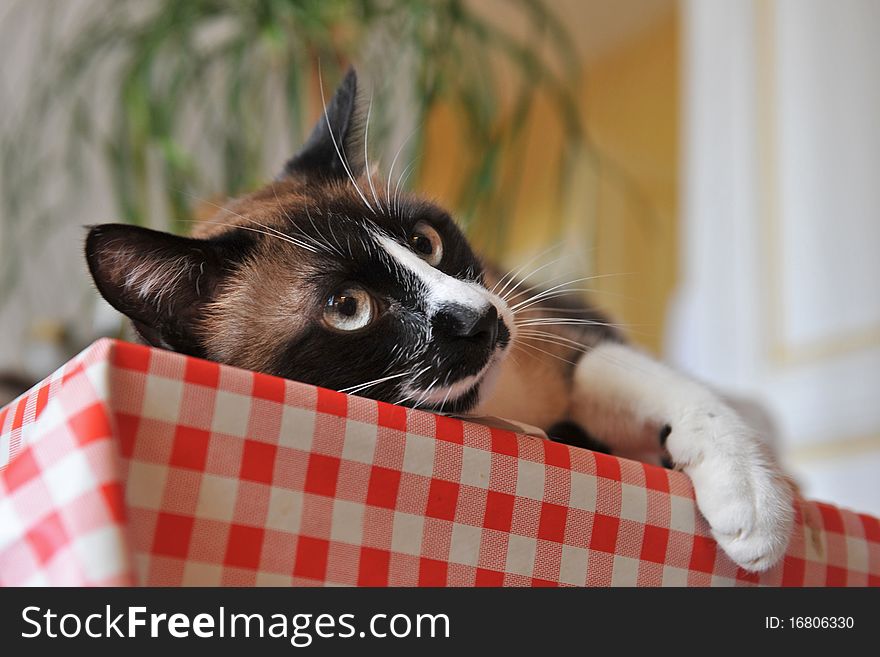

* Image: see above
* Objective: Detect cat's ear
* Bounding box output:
[85,224,242,356]
[280,67,364,181]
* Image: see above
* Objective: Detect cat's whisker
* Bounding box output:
[326,213,347,255]
[237,217,302,246]
[385,125,419,214]
[402,365,432,395]
[363,94,384,213]
[499,256,567,303]
[181,219,319,254]
[505,271,633,308]
[508,278,601,311]
[412,376,437,410]
[491,242,604,301]
[513,340,581,367]
[173,193,270,234]
[515,318,629,329]
[338,370,410,395]
[517,340,588,361]
[494,242,564,298]
[397,393,416,407]
[508,276,631,312]
[508,288,602,312]
[516,329,592,353]
[518,327,586,340]
[302,206,344,257]
[271,183,340,256]
[516,318,652,340]
[318,64,376,215]
[393,159,417,216]
[402,362,442,410]
[512,284,639,305]
[440,376,456,411]
[507,276,601,309]
[175,191,327,255]
[515,305,604,314]
[238,219,322,253]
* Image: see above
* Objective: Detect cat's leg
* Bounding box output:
[569,341,794,572]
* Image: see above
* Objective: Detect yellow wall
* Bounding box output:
[418,7,679,354]
[586,11,679,354]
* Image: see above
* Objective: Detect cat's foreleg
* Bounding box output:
[569,341,794,572]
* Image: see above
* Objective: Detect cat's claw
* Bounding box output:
[668,404,795,572]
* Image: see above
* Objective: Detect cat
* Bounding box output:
[85,69,794,572]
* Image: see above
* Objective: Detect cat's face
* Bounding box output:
[193,178,516,413]
[86,69,515,413]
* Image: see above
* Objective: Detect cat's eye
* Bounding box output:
[323,286,376,332]
[410,222,443,267]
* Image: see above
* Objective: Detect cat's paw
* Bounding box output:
[668,404,795,572]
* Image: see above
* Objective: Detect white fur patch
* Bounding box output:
[376,234,492,315]
[570,342,794,572]
[125,256,195,301]
[107,247,201,311]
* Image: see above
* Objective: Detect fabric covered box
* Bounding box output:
[1,339,878,586]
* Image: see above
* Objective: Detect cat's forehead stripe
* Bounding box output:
[375,233,490,314]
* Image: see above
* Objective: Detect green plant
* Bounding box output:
[1,0,591,301]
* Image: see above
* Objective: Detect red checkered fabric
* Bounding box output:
[2,339,878,586]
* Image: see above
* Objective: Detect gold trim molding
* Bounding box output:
[789,433,880,465]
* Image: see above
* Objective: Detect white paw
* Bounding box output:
[668,405,795,572]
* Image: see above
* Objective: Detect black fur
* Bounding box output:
[281,68,364,182]
[548,421,612,454]
[84,69,595,417]
[259,196,491,411]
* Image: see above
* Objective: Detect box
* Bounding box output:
[1,339,877,586]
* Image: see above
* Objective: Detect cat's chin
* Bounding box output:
[402,346,509,415]
[424,385,483,415]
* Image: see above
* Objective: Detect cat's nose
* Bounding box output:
[434,304,499,347]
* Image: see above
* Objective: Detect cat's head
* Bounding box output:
[85,69,515,413]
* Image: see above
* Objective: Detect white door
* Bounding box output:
[670,0,880,515]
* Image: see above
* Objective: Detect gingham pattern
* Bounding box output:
[1,339,878,586]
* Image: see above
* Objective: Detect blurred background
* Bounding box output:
[0,0,878,514]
